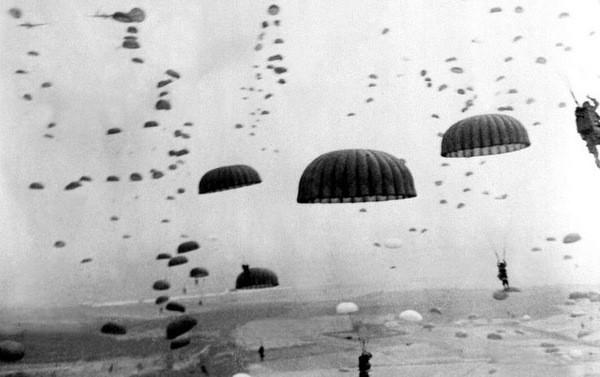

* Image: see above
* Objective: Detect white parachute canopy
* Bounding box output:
[400,310,423,322]
[383,238,403,249]
[336,302,359,314]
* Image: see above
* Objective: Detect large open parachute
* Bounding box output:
[441,114,530,157]
[198,165,262,194]
[235,264,279,289]
[297,149,416,203]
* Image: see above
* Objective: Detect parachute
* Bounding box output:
[336,302,359,315]
[81,258,93,264]
[563,233,582,244]
[155,296,169,305]
[54,241,66,248]
[130,173,142,181]
[170,338,191,350]
[235,264,279,289]
[168,256,188,267]
[190,267,209,278]
[166,316,197,340]
[29,182,44,190]
[8,8,22,19]
[383,238,402,249]
[441,114,530,157]
[166,301,186,313]
[153,279,170,291]
[400,310,423,322]
[178,241,199,254]
[297,149,416,203]
[122,39,140,49]
[0,341,25,362]
[93,8,145,23]
[268,5,280,15]
[156,253,171,260]
[199,165,262,194]
[100,322,127,335]
[65,181,82,190]
[106,175,120,182]
[165,69,181,79]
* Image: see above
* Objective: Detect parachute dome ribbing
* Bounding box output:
[441,114,530,157]
[336,302,359,314]
[178,241,199,254]
[0,341,24,362]
[235,265,279,289]
[100,322,127,335]
[198,165,262,194]
[168,256,188,267]
[297,149,417,203]
[400,310,423,322]
[190,267,209,278]
[166,316,197,340]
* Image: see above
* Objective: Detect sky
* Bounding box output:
[2,0,600,308]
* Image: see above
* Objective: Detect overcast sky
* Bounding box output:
[2,0,600,308]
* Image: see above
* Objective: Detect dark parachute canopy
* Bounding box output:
[155,295,169,305]
[297,149,416,203]
[235,264,279,290]
[198,165,262,194]
[190,267,209,278]
[168,255,188,267]
[100,322,127,335]
[153,279,170,291]
[166,316,197,340]
[170,338,191,350]
[0,340,25,362]
[178,241,199,254]
[156,253,172,260]
[81,258,93,264]
[166,301,186,313]
[441,114,530,157]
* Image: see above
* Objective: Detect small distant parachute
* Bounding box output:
[382,28,389,34]
[531,247,541,252]
[156,99,171,110]
[122,39,140,49]
[165,69,180,79]
[132,58,143,63]
[440,200,447,204]
[465,171,473,176]
[373,242,381,247]
[457,203,465,209]
[409,228,417,232]
[441,114,530,158]
[563,233,582,244]
[199,165,261,194]
[383,238,403,249]
[155,296,169,305]
[168,256,188,267]
[93,8,145,23]
[190,267,209,279]
[490,7,502,13]
[170,338,191,350]
[535,57,547,64]
[107,128,121,135]
[156,253,171,260]
[421,228,428,233]
[450,67,464,74]
[151,171,164,179]
[153,280,170,291]
[400,310,423,322]
[434,181,443,186]
[130,173,142,181]
[564,255,573,260]
[79,176,92,182]
[144,121,158,128]
[236,264,279,290]
[297,149,416,203]
[54,241,66,248]
[178,241,200,254]
[166,301,186,313]
[0,340,25,362]
[8,8,22,19]
[65,181,82,191]
[106,175,120,182]
[558,12,570,19]
[268,4,280,16]
[546,237,556,242]
[166,315,197,340]
[515,6,523,13]
[463,188,471,192]
[81,258,93,264]
[41,82,52,88]
[157,79,172,88]
[127,26,137,33]
[495,194,508,200]
[101,322,127,335]
[29,182,44,190]
[336,302,359,314]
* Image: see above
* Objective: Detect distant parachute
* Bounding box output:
[107,128,121,135]
[100,322,127,335]
[297,149,416,203]
[8,8,22,19]
[166,301,186,313]
[441,114,530,157]
[106,175,120,182]
[546,237,556,242]
[166,316,197,340]
[190,267,209,279]
[165,69,180,79]
[122,39,140,49]
[81,258,92,264]
[383,238,402,249]
[178,241,199,254]
[531,247,541,252]
[0,340,25,362]
[156,253,171,260]
[168,256,188,267]
[155,296,169,305]
[93,8,145,23]
[336,302,359,314]
[235,264,279,290]
[65,181,82,190]
[563,233,582,244]
[450,67,464,74]
[144,121,158,129]
[130,173,142,181]
[268,4,280,15]
[54,241,66,248]
[170,338,191,350]
[400,310,423,322]
[29,182,44,190]
[153,279,170,291]
[156,99,171,110]
[198,165,262,194]
[490,7,502,13]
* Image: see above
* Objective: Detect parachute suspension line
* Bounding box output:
[554,68,580,106]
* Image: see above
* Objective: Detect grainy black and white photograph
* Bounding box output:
[2,1,600,376]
